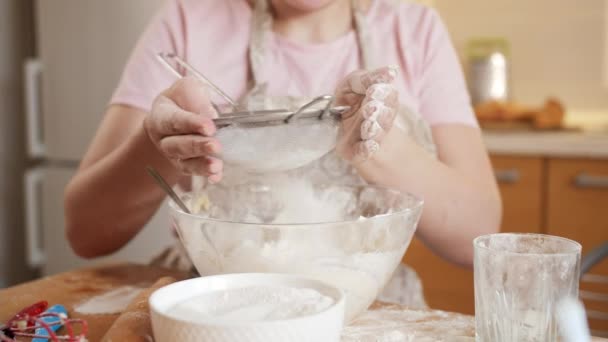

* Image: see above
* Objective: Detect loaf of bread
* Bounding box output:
[475,101,535,122]
[533,98,565,129]
[474,98,565,130]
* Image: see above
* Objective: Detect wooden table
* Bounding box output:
[0,263,605,341]
[0,264,186,341]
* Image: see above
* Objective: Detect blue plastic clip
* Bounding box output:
[32,304,67,342]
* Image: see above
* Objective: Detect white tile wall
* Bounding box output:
[435,0,608,113]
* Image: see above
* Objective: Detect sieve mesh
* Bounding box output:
[217,118,340,173]
[157,53,343,174]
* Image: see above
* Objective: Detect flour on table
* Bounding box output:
[341,305,475,341]
[74,286,143,315]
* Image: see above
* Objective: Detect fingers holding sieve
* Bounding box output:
[176,156,223,181]
[159,135,221,160]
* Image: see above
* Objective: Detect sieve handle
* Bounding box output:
[156,52,238,110]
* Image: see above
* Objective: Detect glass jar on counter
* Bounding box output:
[466,38,510,105]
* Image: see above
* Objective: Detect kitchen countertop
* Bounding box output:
[483,130,608,159]
[482,111,608,159]
[1,263,606,341]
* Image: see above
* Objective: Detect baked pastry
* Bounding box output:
[474,98,564,130]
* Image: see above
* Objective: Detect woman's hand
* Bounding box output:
[334,66,399,164]
[144,77,224,182]
[335,66,501,266]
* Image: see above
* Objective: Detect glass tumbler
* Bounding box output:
[474,233,581,342]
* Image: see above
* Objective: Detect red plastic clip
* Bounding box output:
[6,301,48,328]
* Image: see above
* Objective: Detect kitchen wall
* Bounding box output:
[0,0,36,286]
[435,0,608,113]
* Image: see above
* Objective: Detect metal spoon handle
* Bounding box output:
[145,166,191,214]
[146,166,224,270]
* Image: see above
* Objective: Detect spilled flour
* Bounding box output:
[74,286,143,315]
[168,286,334,322]
[341,305,475,342]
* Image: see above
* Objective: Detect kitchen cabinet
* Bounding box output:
[405,155,608,331]
[491,156,545,233]
[546,158,608,334]
[404,239,475,314]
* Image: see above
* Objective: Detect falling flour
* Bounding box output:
[74,286,143,315]
[167,286,334,322]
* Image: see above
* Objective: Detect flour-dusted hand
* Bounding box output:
[335,66,399,163]
[145,77,223,182]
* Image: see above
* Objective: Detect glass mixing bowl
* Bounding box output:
[169,183,423,322]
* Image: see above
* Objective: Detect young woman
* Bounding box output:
[64,0,501,307]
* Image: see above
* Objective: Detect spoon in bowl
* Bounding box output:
[145,166,224,270]
[145,166,191,214]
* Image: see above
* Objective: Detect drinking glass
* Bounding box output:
[474,233,581,342]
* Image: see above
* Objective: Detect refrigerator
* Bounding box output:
[24,0,172,276]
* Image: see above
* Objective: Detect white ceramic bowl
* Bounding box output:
[149,273,345,342]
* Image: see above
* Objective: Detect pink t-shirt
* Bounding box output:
[111,0,477,127]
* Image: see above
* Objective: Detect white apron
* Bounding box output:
[152,0,437,309]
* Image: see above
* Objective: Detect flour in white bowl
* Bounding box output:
[167,286,335,323]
